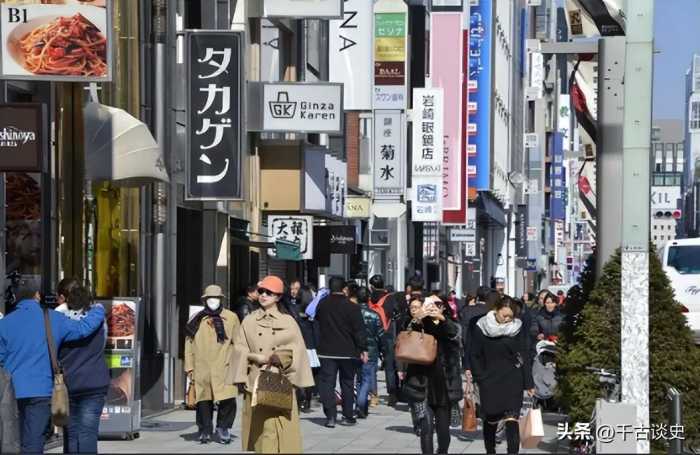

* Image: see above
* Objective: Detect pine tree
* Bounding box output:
[559,251,597,345]
[557,249,700,451]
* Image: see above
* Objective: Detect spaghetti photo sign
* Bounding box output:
[0,0,112,82]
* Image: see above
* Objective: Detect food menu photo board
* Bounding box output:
[98,298,141,438]
[0,0,112,81]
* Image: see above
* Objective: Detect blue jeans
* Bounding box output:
[17,396,52,453]
[63,389,107,454]
[356,360,378,412]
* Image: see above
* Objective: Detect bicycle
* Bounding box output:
[570,367,622,454]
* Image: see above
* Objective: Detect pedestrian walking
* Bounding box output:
[0,284,105,453]
[0,364,20,453]
[368,274,399,406]
[401,295,463,454]
[184,285,240,445]
[531,292,564,342]
[228,275,314,453]
[349,286,383,419]
[291,286,320,413]
[314,276,368,428]
[233,285,260,323]
[55,278,109,454]
[458,293,488,385]
[470,295,535,455]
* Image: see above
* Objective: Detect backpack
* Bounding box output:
[369,294,391,331]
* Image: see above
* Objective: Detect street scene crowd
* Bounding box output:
[0,273,567,454]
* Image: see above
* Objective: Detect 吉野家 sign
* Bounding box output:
[0,0,112,82]
[0,103,45,172]
[262,83,343,134]
[268,215,314,260]
[263,0,342,19]
[373,110,405,198]
[186,31,243,200]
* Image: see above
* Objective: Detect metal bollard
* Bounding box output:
[667,387,683,455]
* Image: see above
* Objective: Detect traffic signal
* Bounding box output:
[653,210,682,219]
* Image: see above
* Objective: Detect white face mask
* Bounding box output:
[206,298,221,311]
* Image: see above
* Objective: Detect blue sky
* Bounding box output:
[653,0,700,120]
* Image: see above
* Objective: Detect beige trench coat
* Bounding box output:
[227,307,315,453]
[184,308,240,403]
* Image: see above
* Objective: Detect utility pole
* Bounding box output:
[621,0,654,452]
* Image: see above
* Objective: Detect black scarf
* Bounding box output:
[185,305,228,343]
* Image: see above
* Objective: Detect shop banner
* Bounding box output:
[468,0,493,191]
[325,225,357,254]
[411,88,444,222]
[260,20,280,82]
[551,132,566,221]
[651,186,681,211]
[0,0,112,82]
[268,215,314,260]
[325,154,347,217]
[515,204,527,258]
[329,0,372,110]
[303,146,327,212]
[373,1,407,109]
[0,103,45,172]
[430,12,465,221]
[559,94,571,151]
[263,0,342,18]
[373,110,405,198]
[576,0,625,36]
[262,82,343,134]
[186,31,243,200]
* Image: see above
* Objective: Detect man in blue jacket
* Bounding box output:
[0,288,105,453]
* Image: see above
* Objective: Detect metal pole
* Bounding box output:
[667,387,683,455]
[621,0,654,452]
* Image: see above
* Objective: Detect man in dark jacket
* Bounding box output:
[232,285,259,323]
[0,365,19,454]
[0,288,105,453]
[368,274,400,406]
[315,276,368,428]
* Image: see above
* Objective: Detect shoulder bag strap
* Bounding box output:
[42,307,61,377]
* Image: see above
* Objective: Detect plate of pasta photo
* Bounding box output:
[1,2,109,80]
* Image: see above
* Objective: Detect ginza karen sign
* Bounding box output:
[262,83,343,134]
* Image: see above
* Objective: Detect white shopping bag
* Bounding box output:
[519,407,544,449]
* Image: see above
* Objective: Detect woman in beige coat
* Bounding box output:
[184,285,240,444]
[228,275,314,453]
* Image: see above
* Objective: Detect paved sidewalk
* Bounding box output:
[50,380,569,453]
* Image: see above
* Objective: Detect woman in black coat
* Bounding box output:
[470,295,535,455]
[531,292,564,342]
[401,296,462,454]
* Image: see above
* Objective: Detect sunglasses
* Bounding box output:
[257,288,280,297]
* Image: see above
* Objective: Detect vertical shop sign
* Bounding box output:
[268,215,314,260]
[515,204,528,258]
[551,132,566,221]
[373,0,408,110]
[373,110,405,198]
[329,0,373,110]
[431,12,465,223]
[468,0,493,191]
[559,94,571,151]
[412,88,444,222]
[186,31,243,200]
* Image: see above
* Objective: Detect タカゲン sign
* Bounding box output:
[0,0,112,82]
[186,31,243,200]
[262,83,343,134]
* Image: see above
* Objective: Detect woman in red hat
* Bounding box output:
[227,275,314,453]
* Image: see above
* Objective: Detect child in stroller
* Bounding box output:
[532,337,558,410]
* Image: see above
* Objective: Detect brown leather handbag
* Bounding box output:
[43,308,70,427]
[462,376,478,431]
[394,327,437,366]
[185,378,197,409]
[252,366,294,412]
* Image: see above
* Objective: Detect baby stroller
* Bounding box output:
[532,339,558,409]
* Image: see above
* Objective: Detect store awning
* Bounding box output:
[84,102,169,185]
[477,193,507,228]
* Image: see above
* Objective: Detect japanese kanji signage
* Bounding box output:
[373,0,407,109]
[186,31,243,200]
[373,110,405,198]
[268,215,314,260]
[262,83,343,134]
[411,88,444,222]
[550,132,566,221]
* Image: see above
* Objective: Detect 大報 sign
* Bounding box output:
[262,83,342,134]
[268,215,314,260]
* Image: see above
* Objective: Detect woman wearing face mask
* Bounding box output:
[228,275,314,453]
[531,292,564,342]
[470,295,535,455]
[184,285,240,445]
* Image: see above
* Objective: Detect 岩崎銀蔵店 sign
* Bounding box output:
[262,83,343,134]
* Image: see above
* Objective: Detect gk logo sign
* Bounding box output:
[269,92,297,119]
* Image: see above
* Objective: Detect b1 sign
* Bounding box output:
[262,83,343,133]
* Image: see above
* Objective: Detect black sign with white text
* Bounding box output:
[0,103,45,172]
[317,225,357,255]
[186,31,243,200]
[515,204,528,259]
